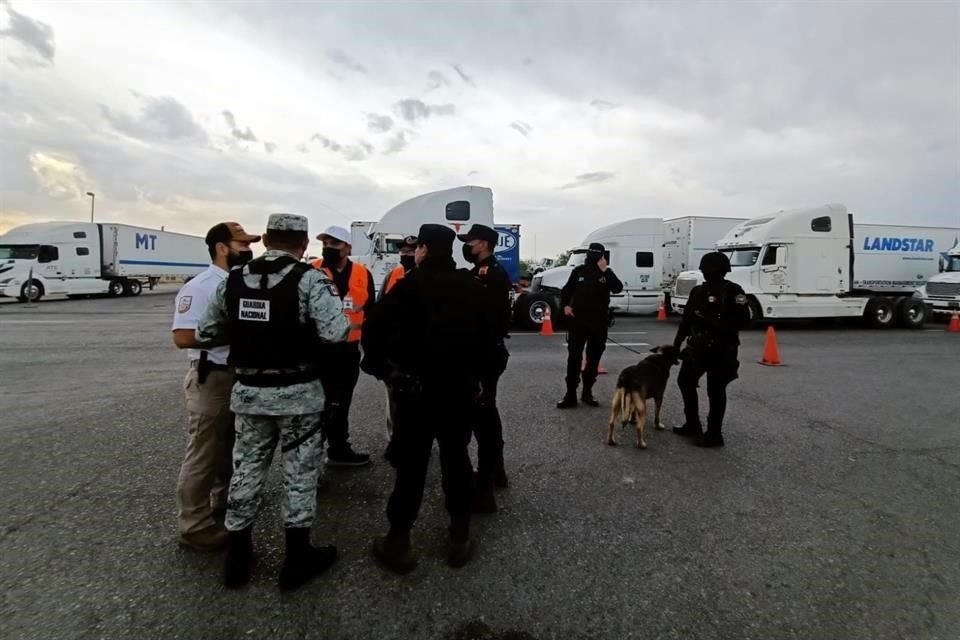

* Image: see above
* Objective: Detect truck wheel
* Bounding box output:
[127,280,143,296]
[517,294,556,331]
[897,297,925,329]
[866,297,897,329]
[745,297,763,329]
[109,279,126,297]
[18,280,44,302]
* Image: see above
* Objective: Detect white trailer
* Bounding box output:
[353,185,495,294]
[662,216,748,293]
[349,221,376,258]
[670,204,960,328]
[918,241,960,316]
[0,222,208,302]
[517,216,744,329]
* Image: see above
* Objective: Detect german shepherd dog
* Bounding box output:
[607,345,682,449]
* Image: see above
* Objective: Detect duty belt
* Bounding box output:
[189,360,231,372]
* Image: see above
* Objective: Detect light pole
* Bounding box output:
[86,191,95,223]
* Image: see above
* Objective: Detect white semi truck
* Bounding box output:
[670,204,960,328]
[0,222,208,302]
[917,242,960,317]
[518,216,745,329]
[352,185,495,294]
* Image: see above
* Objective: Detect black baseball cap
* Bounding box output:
[586,242,605,254]
[457,224,498,248]
[416,224,456,254]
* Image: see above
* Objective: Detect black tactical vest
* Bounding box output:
[224,256,320,385]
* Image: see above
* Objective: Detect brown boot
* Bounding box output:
[177,524,227,552]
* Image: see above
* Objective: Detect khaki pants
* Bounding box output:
[176,367,235,535]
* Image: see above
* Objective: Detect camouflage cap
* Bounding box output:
[266,213,308,233]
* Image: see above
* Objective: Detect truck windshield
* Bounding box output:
[0,244,39,260]
[566,251,587,267]
[947,256,960,272]
[720,247,761,267]
[382,235,405,253]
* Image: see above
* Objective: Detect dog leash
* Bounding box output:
[605,334,651,356]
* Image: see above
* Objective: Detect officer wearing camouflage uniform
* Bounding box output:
[672,251,750,448]
[196,213,350,590]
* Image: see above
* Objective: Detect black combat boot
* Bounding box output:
[580,386,600,407]
[695,431,725,448]
[447,518,473,569]
[278,528,337,590]
[673,423,703,437]
[556,386,578,409]
[223,527,253,589]
[372,527,418,575]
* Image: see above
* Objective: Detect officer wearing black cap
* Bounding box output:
[459,224,512,512]
[672,251,750,447]
[361,223,491,573]
[557,242,623,409]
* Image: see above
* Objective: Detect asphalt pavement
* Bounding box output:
[1,292,958,640]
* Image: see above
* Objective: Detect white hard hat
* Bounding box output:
[317,225,351,245]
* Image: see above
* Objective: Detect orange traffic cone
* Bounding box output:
[948,310,960,333]
[540,308,555,336]
[759,326,783,366]
[656,300,668,321]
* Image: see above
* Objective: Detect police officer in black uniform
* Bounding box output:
[361,224,492,574]
[459,223,513,512]
[557,242,623,409]
[672,251,750,447]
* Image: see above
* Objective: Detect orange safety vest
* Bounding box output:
[384,265,406,295]
[310,259,369,342]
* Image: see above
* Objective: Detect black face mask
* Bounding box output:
[321,247,342,265]
[400,255,416,270]
[227,250,253,268]
[462,244,477,263]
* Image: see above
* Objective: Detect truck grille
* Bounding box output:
[927,282,960,297]
[674,277,699,298]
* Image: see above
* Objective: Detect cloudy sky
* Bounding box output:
[1,0,958,257]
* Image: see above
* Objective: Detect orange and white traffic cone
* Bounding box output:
[759,326,783,366]
[948,310,960,334]
[540,308,555,336]
[656,300,668,321]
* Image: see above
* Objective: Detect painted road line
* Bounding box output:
[562,342,650,347]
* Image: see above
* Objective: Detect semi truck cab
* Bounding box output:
[919,245,960,316]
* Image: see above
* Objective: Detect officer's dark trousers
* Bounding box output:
[319,343,361,454]
[565,324,607,392]
[677,348,739,434]
[475,344,509,488]
[387,384,474,535]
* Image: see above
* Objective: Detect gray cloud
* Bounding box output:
[0,2,55,64]
[383,131,409,154]
[467,170,480,177]
[222,110,258,141]
[367,113,394,133]
[510,121,533,137]
[451,64,476,87]
[263,142,277,154]
[327,48,366,73]
[560,172,616,190]
[101,95,207,143]
[392,99,456,122]
[427,70,451,89]
[311,133,342,152]
[591,99,617,111]
[296,142,309,153]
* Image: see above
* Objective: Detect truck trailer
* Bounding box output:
[670,204,960,328]
[518,216,745,329]
[0,222,208,302]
